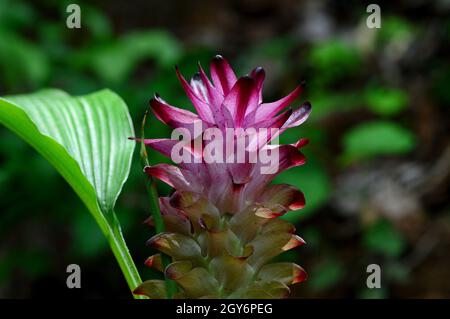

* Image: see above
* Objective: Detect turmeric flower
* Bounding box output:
[135,55,311,298]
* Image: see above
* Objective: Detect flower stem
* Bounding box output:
[144,176,178,298]
[140,111,177,298]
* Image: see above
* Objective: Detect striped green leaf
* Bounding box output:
[0,89,142,295]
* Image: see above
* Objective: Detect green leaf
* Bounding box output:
[1,89,133,213]
[342,121,415,161]
[0,89,142,295]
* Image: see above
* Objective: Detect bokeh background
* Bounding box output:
[1,0,449,298]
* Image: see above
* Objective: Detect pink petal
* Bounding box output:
[197,64,222,106]
[150,94,201,128]
[264,102,312,142]
[282,102,312,129]
[159,197,193,235]
[175,66,214,122]
[252,108,292,130]
[255,84,304,122]
[190,73,209,103]
[159,197,184,217]
[210,55,237,96]
[197,64,231,127]
[293,264,308,284]
[244,140,308,196]
[201,162,234,210]
[250,67,265,104]
[294,138,309,148]
[142,138,178,158]
[259,184,306,211]
[144,164,201,192]
[228,162,253,185]
[222,76,258,127]
[248,109,293,149]
[144,139,207,177]
[275,143,307,174]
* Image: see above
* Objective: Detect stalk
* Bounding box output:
[140,111,177,298]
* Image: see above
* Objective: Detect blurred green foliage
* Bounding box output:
[0,30,50,89]
[377,16,415,46]
[432,65,450,105]
[363,220,406,257]
[309,258,344,292]
[73,30,182,84]
[342,121,415,162]
[365,86,408,116]
[309,40,362,87]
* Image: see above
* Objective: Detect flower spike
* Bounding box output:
[135,55,311,299]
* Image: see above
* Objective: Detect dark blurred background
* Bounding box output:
[0,0,449,298]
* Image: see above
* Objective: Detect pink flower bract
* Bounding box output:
[143,55,311,214]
